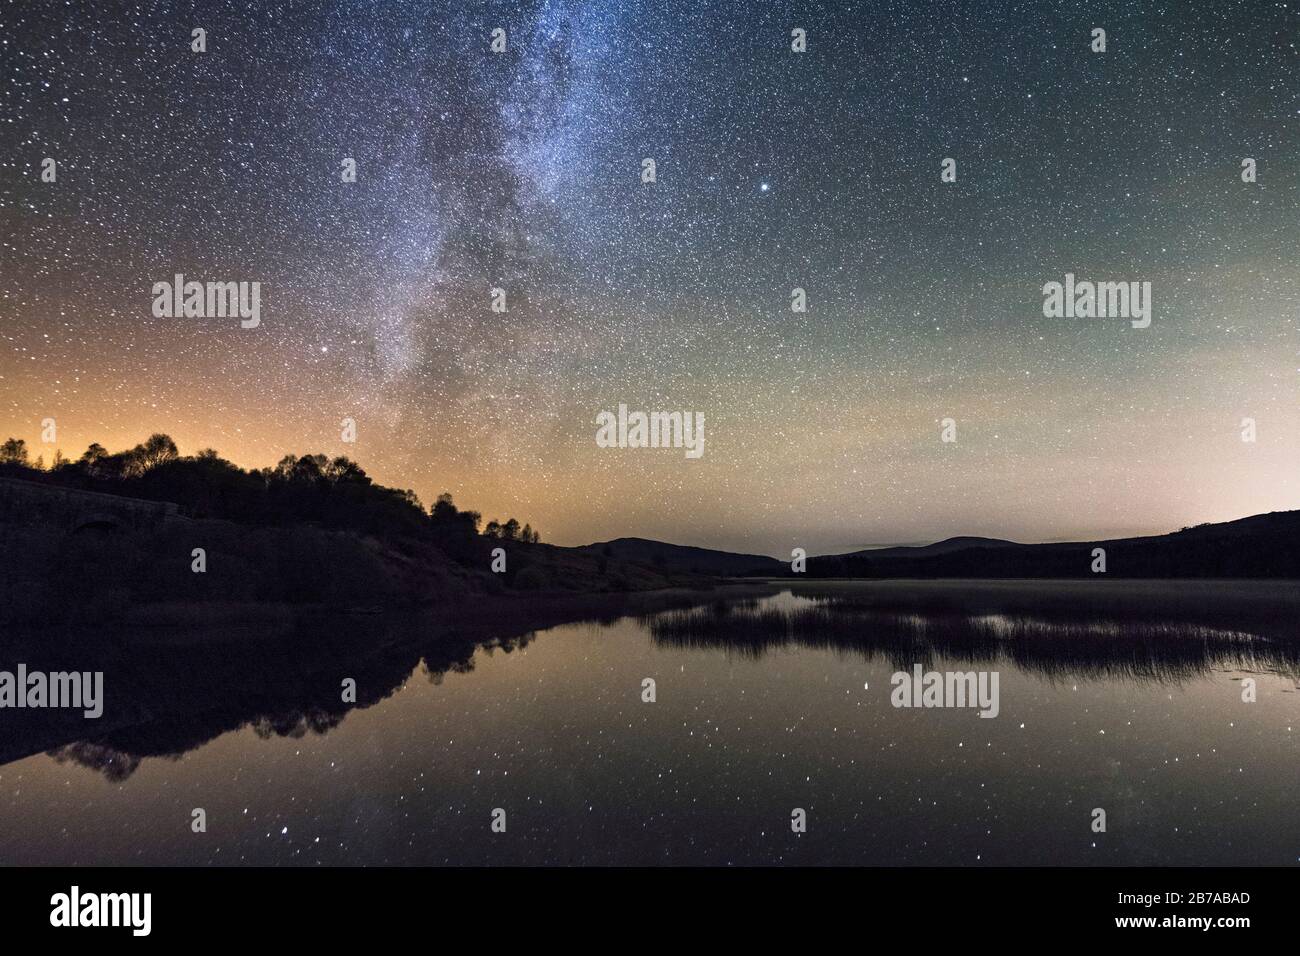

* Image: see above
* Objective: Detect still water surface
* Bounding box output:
[1,581,1296,865]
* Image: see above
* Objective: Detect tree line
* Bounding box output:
[0,433,539,547]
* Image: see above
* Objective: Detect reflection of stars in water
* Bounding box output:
[7,591,1299,866]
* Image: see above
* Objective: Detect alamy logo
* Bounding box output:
[595,404,705,459]
[1042,273,1151,328]
[50,886,151,936]
[0,665,103,718]
[151,274,261,328]
[890,664,999,718]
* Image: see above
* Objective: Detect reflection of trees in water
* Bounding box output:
[252,709,346,739]
[41,630,517,781]
[48,742,144,783]
[422,630,538,684]
[44,583,1289,782]
[647,593,1300,683]
[32,589,751,781]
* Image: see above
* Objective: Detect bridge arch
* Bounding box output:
[72,512,126,534]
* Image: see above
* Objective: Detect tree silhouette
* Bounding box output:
[134,433,179,471]
[0,438,28,465]
[431,492,457,521]
[2,433,549,577]
[77,443,109,477]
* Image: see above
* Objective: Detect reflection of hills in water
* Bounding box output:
[2,588,770,782]
[39,627,524,783]
[646,583,1300,683]
[7,581,1300,782]
[27,621,510,783]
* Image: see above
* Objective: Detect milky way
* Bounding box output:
[2,0,1298,554]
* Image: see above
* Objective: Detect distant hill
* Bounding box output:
[576,537,785,576]
[572,512,1300,581]
[840,536,1019,559]
[801,511,1300,580]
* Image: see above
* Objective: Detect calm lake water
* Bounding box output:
[1,580,1297,866]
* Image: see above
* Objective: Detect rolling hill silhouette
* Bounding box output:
[576,537,784,575]
[839,536,1020,559]
[798,511,1300,579]
[577,513,1300,580]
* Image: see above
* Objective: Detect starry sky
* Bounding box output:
[2,0,1298,556]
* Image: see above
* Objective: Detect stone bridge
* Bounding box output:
[0,477,183,534]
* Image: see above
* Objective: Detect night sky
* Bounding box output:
[2,0,1298,555]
